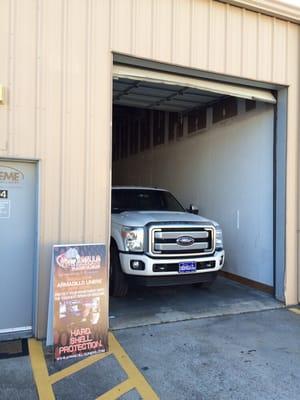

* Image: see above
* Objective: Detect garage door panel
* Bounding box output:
[113,65,277,105]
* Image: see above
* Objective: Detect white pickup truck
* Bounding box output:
[110,186,225,296]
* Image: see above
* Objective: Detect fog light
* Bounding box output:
[220,256,224,266]
[130,260,145,270]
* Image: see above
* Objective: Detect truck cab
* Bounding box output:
[110,186,225,296]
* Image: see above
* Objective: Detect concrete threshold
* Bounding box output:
[109,276,283,330]
[110,302,284,331]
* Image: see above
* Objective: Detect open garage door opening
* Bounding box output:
[109,63,283,329]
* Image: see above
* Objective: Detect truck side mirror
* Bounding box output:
[188,204,199,215]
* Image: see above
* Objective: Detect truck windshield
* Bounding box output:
[112,189,185,213]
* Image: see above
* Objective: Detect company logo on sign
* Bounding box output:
[56,248,101,271]
[0,166,24,184]
[176,236,195,246]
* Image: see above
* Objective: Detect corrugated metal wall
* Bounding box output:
[0,0,112,337]
[111,0,294,84]
[0,0,299,337]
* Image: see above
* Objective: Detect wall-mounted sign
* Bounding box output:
[47,244,108,360]
[0,166,24,185]
[0,200,10,218]
[0,190,8,199]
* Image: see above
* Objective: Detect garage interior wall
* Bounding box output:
[0,0,299,337]
[113,101,274,286]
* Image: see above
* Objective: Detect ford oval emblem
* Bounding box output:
[176,236,195,246]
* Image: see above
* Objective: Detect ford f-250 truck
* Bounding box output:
[110,186,225,296]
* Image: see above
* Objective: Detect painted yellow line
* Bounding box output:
[29,333,159,400]
[109,332,160,400]
[96,378,136,400]
[289,307,300,315]
[49,351,111,384]
[28,339,55,400]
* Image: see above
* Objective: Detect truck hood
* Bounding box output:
[112,211,215,227]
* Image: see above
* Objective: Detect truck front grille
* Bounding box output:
[149,225,215,258]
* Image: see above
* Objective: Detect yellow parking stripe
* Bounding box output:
[28,338,55,400]
[49,351,111,384]
[96,379,136,400]
[28,333,159,400]
[109,333,159,400]
[289,307,300,315]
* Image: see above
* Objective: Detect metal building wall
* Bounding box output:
[0,0,112,337]
[112,0,292,83]
[0,0,299,337]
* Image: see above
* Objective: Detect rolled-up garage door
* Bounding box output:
[113,64,276,105]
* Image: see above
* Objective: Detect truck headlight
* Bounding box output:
[121,227,144,252]
[215,226,223,250]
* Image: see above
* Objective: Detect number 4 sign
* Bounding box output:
[0,190,8,199]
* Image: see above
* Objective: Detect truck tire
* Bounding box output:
[110,242,128,297]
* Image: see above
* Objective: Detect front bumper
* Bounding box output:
[127,271,219,287]
[119,250,225,277]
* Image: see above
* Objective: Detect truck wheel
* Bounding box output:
[110,243,128,297]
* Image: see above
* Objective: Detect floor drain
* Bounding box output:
[0,339,29,359]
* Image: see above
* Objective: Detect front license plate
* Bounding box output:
[179,261,197,273]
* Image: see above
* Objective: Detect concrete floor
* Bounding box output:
[109,276,283,330]
[0,279,297,400]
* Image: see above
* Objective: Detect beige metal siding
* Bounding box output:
[209,1,227,72]
[190,0,210,70]
[242,10,258,78]
[257,14,273,81]
[0,0,299,336]
[111,0,294,84]
[0,0,9,151]
[0,0,38,156]
[153,0,173,63]
[285,22,300,306]
[0,0,112,337]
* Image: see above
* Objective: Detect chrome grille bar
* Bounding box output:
[154,231,209,240]
[148,224,215,258]
[154,242,209,252]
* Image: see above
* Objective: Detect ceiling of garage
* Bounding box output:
[113,77,226,113]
